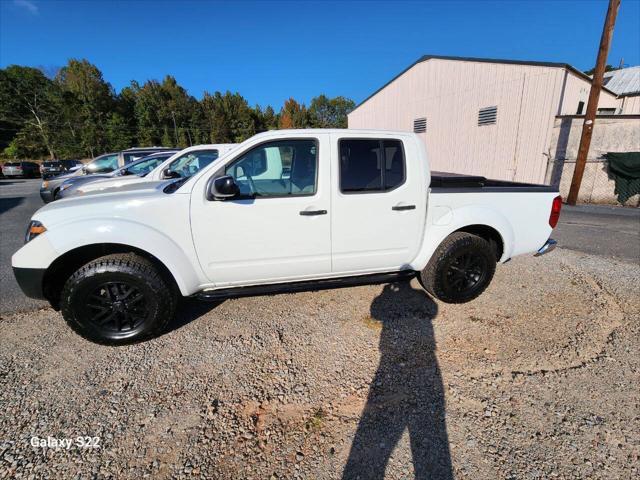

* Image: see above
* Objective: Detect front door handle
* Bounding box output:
[392,204,416,211]
[300,209,327,216]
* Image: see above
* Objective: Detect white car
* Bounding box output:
[12,129,561,345]
[65,144,237,197]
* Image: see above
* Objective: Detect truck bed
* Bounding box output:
[430,171,557,192]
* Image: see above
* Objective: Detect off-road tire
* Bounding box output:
[420,232,496,303]
[60,253,177,345]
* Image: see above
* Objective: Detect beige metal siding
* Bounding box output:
[349,59,621,184]
[618,94,640,114]
[558,72,619,114]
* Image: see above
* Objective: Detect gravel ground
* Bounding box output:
[0,248,638,479]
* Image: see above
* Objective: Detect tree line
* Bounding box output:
[0,59,355,160]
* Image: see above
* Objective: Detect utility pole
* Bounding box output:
[567,0,621,205]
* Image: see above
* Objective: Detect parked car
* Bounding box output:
[2,161,40,178]
[40,160,82,179]
[57,145,236,199]
[39,147,173,203]
[40,161,64,179]
[56,151,178,199]
[60,159,85,171]
[12,129,561,345]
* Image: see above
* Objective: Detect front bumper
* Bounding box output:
[534,238,557,257]
[12,267,46,299]
[39,188,54,203]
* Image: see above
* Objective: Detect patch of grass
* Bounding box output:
[305,408,326,431]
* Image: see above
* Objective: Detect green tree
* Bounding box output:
[262,105,278,130]
[583,64,618,76]
[202,91,256,143]
[56,59,115,157]
[0,65,61,158]
[105,112,133,151]
[308,95,355,128]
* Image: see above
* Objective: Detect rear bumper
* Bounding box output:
[12,267,46,300]
[534,238,557,257]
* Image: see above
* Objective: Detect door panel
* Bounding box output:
[190,135,331,286]
[330,135,425,273]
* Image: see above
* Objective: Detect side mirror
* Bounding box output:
[209,175,240,200]
[162,168,181,179]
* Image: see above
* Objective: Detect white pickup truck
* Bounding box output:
[12,129,561,345]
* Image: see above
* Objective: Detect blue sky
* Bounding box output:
[1,0,639,108]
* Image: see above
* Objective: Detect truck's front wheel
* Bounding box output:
[420,232,496,303]
[60,254,177,345]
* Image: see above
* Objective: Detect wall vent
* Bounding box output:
[478,106,497,126]
[413,117,427,133]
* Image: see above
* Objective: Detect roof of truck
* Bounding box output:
[251,128,417,137]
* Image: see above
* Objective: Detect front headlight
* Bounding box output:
[42,180,49,189]
[25,220,46,243]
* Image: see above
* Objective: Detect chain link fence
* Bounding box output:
[546,156,640,207]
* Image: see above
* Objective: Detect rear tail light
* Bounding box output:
[549,195,562,228]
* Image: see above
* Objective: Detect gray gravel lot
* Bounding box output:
[1,248,638,479]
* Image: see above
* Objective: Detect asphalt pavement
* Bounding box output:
[0,179,48,314]
[553,204,640,263]
[0,179,638,315]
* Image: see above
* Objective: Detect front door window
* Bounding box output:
[225,140,317,197]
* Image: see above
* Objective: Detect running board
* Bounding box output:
[195,270,417,302]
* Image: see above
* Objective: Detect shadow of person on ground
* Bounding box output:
[343,281,452,480]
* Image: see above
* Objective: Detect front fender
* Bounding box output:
[410,204,514,271]
[14,218,205,296]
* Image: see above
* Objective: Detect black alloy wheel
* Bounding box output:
[420,232,497,303]
[83,281,151,334]
[443,250,489,296]
[60,253,177,345]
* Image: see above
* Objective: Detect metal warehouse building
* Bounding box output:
[347,55,621,184]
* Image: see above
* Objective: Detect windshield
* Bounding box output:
[86,154,118,173]
[166,150,219,178]
[125,156,169,176]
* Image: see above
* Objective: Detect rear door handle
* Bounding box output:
[392,205,416,211]
[299,209,327,216]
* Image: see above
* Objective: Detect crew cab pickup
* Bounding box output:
[12,129,561,345]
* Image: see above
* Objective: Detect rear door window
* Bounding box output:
[339,139,405,193]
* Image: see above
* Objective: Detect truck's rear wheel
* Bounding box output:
[420,232,496,303]
[60,254,177,345]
